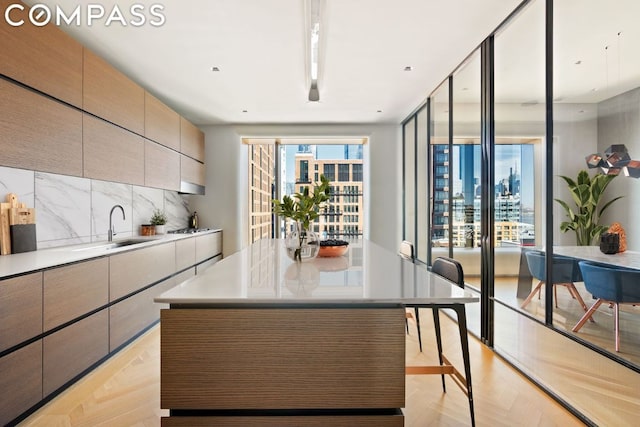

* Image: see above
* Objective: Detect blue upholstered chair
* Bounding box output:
[521,251,589,315]
[573,261,640,352]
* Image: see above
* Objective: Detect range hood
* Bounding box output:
[179,181,205,195]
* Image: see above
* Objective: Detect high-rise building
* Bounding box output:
[294,150,364,238]
[248,144,276,243]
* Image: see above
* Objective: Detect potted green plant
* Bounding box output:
[272,175,331,261]
[150,209,168,235]
[555,170,622,246]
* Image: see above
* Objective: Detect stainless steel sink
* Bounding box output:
[72,238,153,252]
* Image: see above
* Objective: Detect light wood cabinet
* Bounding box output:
[110,277,176,350]
[145,92,180,150]
[83,48,145,135]
[195,232,222,264]
[175,237,196,271]
[145,140,180,191]
[0,340,42,426]
[180,117,205,161]
[0,79,83,176]
[43,309,109,397]
[0,0,83,107]
[181,155,206,187]
[160,308,405,410]
[0,272,42,352]
[110,243,176,301]
[0,230,221,423]
[44,258,109,331]
[83,113,145,185]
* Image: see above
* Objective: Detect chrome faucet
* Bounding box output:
[109,204,125,242]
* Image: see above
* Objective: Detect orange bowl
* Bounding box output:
[318,244,348,257]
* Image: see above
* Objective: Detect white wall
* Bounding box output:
[189,124,402,257]
[598,87,640,250]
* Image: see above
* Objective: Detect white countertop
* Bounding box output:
[0,229,221,279]
[156,239,479,306]
[554,246,640,269]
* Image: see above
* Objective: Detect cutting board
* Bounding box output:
[2,193,37,254]
[0,201,10,255]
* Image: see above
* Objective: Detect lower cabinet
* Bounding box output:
[0,231,222,424]
[195,232,222,264]
[0,340,42,426]
[110,277,176,350]
[43,309,109,397]
[0,272,42,352]
[196,254,223,274]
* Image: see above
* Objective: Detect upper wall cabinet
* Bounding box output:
[83,49,145,135]
[0,79,83,176]
[181,155,206,188]
[145,140,180,191]
[145,92,180,151]
[180,117,205,162]
[0,1,83,107]
[83,114,145,186]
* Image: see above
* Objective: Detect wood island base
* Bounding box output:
[160,306,406,425]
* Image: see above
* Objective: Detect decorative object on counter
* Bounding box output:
[189,211,198,229]
[599,232,620,254]
[1,193,37,255]
[140,224,156,236]
[555,169,622,246]
[284,221,321,261]
[272,175,330,262]
[585,144,640,177]
[150,209,168,234]
[607,222,627,252]
[318,239,349,257]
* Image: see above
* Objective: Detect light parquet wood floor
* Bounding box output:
[20,314,583,427]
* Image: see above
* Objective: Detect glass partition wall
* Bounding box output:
[553,0,640,365]
[401,0,640,423]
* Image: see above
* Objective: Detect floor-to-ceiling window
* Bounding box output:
[402,118,416,246]
[248,139,366,242]
[429,80,451,261]
[450,52,483,335]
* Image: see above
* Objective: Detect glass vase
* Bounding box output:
[284,222,320,262]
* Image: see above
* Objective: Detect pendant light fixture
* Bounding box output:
[307,0,322,102]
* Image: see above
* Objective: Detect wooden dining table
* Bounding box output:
[155,238,479,426]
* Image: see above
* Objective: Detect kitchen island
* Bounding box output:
[156,239,478,426]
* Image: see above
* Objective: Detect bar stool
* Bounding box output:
[399,240,422,352]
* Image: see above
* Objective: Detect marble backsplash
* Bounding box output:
[0,166,191,249]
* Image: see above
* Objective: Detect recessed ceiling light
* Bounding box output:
[404,66,413,71]
[211,66,221,72]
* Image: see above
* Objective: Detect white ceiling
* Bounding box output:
[31,0,523,125]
